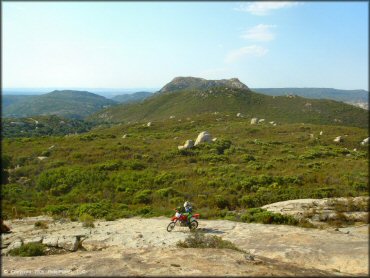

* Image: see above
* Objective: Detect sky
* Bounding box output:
[2,1,369,90]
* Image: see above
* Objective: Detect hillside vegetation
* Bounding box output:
[90,86,368,128]
[3,90,117,119]
[2,115,93,138]
[111,91,152,104]
[252,87,368,103]
[2,113,368,221]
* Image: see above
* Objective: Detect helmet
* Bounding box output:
[184,201,191,207]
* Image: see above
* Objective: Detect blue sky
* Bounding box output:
[3,1,368,90]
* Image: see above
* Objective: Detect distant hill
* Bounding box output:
[2,115,93,138]
[2,95,37,109]
[252,88,369,109]
[159,76,249,93]
[111,91,153,104]
[89,77,368,128]
[3,90,117,119]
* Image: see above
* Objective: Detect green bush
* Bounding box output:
[79,213,95,228]
[34,221,48,229]
[177,231,244,253]
[240,208,298,225]
[9,243,46,257]
[76,202,110,218]
[133,189,152,204]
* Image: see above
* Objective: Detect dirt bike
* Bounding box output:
[166,209,200,232]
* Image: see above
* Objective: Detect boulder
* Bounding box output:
[147,122,152,127]
[236,113,243,117]
[361,137,369,145]
[250,118,258,125]
[37,156,48,161]
[122,134,128,139]
[1,219,10,233]
[43,236,59,247]
[333,136,343,143]
[24,237,43,245]
[258,119,265,124]
[48,145,55,150]
[212,138,217,142]
[8,239,23,250]
[169,115,176,119]
[194,131,212,146]
[319,131,323,136]
[178,140,194,150]
[58,236,79,251]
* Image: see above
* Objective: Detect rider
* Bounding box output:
[183,201,193,225]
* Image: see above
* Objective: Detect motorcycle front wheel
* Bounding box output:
[189,220,198,230]
[167,221,176,232]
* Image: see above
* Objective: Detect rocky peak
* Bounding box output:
[159,77,249,93]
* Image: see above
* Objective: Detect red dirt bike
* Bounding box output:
[166,209,200,232]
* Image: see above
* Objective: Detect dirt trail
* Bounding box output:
[1,216,368,276]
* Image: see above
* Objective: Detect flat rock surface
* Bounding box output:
[1,216,368,276]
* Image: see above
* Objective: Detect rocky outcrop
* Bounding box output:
[194,131,212,146]
[250,118,258,125]
[262,196,368,225]
[178,140,194,150]
[159,77,250,93]
[361,137,369,145]
[1,214,368,276]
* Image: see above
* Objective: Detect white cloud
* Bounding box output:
[225,45,268,63]
[241,24,276,42]
[235,2,299,16]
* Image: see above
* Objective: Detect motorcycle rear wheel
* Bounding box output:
[167,221,176,232]
[189,220,198,230]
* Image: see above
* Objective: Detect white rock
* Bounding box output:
[333,136,343,143]
[212,138,217,142]
[273,123,277,126]
[147,122,152,127]
[258,119,265,124]
[361,137,369,145]
[48,145,55,150]
[24,237,43,245]
[169,115,175,119]
[309,134,314,139]
[319,131,323,136]
[183,140,194,149]
[236,113,243,117]
[353,148,357,152]
[250,118,258,125]
[58,236,79,251]
[43,236,59,247]
[37,156,48,161]
[122,134,128,139]
[8,239,23,250]
[269,121,275,125]
[194,131,212,146]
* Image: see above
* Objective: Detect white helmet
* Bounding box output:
[184,201,191,207]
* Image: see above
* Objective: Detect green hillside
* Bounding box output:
[111,91,152,104]
[2,114,368,220]
[252,88,368,103]
[3,90,117,119]
[2,115,93,138]
[90,86,368,128]
[2,95,37,109]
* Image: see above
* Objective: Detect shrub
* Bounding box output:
[240,208,298,225]
[242,154,256,162]
[43,204,70,216]
[9,243,46,257]
[79,213,95,228]
[76,202,110,218]
[177,231,244,253]
[214,195,229,209]
[34,221,48,229]
[133,190,152,204]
